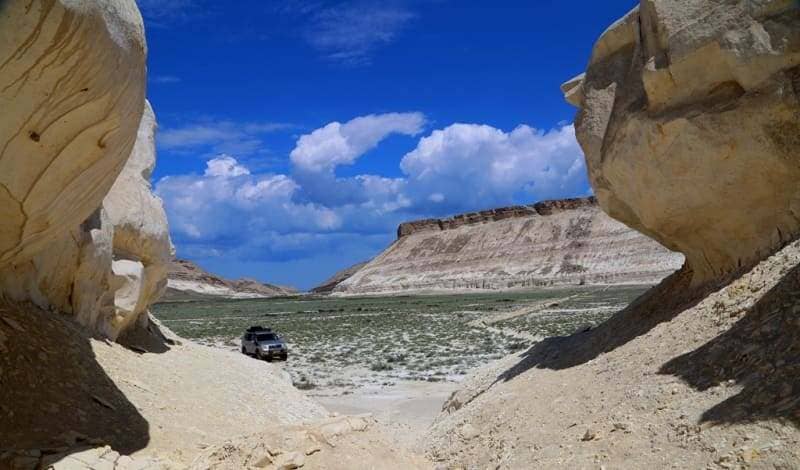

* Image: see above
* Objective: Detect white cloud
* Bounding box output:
[290,112,425,173]
[158,120,294,157]
[204,155,250,177]
[156,157,340,244]
[293,2,415,65]
[157,115,589,283]
[400,123,588,211]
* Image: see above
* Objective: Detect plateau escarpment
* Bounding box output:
[310,261,369,293]
[565,0,800,283]
[334,197,684,295]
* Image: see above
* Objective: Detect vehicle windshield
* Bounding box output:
[255,333,278,342]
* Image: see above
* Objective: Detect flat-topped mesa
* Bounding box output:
[563,0,800,284]
[337,198,682,295]
[397,197,597,238]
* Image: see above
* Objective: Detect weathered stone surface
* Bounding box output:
[565,0,800,283]
[0,101,171,340]
[335,197,684,295]
[0,208,117,335]
[0,0,147,267]
[104,101,173,338]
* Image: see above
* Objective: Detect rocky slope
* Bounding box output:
[0,299,427,469]
[166,258,297,300]
[310,261,369,294]
[334,197,684,295]
[426,239,800,468]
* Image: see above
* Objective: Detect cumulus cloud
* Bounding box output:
[290,112,425,173]
[204,154,250,177]
[400,123,588,212]
[157,115,589,288]
[155,156,340,246]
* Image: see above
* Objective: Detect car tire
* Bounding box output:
[280,354,288,361]
[241,346,246,354]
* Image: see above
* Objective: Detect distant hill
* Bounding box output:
[161,258,297,302]
[310,261,370,294]
[333,197,684,295]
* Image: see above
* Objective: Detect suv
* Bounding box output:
[241,326,288,361]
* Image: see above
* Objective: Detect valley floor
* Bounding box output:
[314,380,459,450]
[6,245,800,469]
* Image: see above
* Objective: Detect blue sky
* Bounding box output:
[138,0,637,290]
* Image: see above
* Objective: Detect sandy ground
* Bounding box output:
[0,306,429,469]
[314,380,459,450]
[425,240,800,469]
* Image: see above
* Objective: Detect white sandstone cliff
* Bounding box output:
[0,0,168,340]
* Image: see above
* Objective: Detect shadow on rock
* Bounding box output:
[0,301,150,460]
[659,261,800,426]
[117,315,177,355]
[498,266,712,382]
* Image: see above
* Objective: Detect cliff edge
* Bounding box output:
[334,197,684,295]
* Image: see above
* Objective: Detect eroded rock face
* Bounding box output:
[0,102,171,339]
[0,0,147,267]
[104,101,173,338]
[0,209,117,335]
[564,1,800,283]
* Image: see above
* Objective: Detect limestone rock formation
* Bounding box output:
[165,258,297,300]
[0,209,118,335]
[0,0,147,267]
[334,197,684,295]
[104,101,173,337]
[564,0,800,283]
[0,102,171,339]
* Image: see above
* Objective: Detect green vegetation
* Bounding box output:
[152,286,649,390]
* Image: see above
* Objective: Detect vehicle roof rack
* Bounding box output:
[246,326,271,333]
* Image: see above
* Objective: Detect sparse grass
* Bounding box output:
[152,286,650,390]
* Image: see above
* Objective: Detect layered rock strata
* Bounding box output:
[0,0,147,266]
[166,258,297,299]
[564,0,800,283]
[334,197,684,295]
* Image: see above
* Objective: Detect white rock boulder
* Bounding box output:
[565,0,800,283]
[104,101,173,339]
